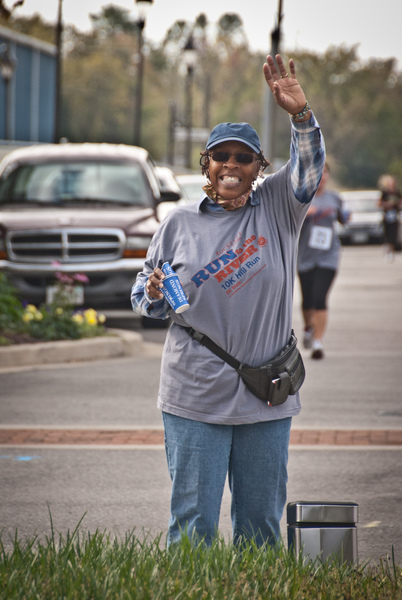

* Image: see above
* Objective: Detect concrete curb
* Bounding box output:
[0,328,144,369]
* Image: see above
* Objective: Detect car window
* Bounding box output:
[180,182,204,201]
[0,161,151,206]
[340,191,381,214]
[176,176,207,202]
[344,198,379,212]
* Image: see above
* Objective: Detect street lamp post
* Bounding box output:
[0,43,17,141]
[183,34,197,170]
[54,0,63,143]
[261,0,283,166]
[133,0,153,147]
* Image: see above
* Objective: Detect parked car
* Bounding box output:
[155,166,186,221]
[176,174,208,203]
[156,171,207,221]
[335,190,384,245]
[0,143,181,308]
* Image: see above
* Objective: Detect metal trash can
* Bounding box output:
[287,501,359,564]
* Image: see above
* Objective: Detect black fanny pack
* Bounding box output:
[184,328,305,407]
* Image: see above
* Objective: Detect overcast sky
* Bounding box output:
[17,0,402,68]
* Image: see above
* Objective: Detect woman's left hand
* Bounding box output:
[146,267,165,300]
[263,54,309,116]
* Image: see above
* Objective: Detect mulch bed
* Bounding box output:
[0,332,42,345]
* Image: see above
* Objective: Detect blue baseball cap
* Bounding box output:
[205,122,261,154]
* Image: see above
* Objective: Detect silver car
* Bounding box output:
[335,190,384,245]
[176,174,208,203]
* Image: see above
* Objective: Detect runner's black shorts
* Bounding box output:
[298,267,336,310]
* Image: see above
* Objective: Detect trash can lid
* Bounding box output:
[287,501,359,525]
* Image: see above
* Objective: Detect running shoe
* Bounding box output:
[311,340,324,360]
[303,327,314,349]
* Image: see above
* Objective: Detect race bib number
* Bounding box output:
[384,209,397,224]
[308,226,333,250]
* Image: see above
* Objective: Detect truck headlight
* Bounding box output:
[123,236,153,258]
[0,237,6,260]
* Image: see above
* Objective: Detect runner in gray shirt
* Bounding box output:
[297,163,349,359]
[132,54,325,548]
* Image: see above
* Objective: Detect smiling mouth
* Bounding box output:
[220,175,241,187]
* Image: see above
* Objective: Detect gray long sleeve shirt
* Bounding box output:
[132,115,325,424]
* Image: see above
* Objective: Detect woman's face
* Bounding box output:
[208,141,260,200]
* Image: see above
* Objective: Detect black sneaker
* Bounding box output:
[311,347,324,360]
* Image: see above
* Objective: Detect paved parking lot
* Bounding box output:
[0,246,401,563]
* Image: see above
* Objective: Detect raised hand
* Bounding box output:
[263,54,309,117]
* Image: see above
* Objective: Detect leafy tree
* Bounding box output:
[90,4,138,36]
[1,7,402,188]
[290,47,402,187]
[216,13,247,50]
[0,12,55,43]
[0,0,24,21]
[61,29,136,144]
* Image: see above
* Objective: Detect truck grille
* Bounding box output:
[6,228,126,263]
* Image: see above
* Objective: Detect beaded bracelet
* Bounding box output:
[290,101,311,121]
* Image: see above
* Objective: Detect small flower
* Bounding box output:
[55,307,63,315]
[98,313,106,324]
[84,308,98,326]
[55,272,75,285]
[34,311,43,321]
[26,304,37,313]
[73,273,89,284]
[22,312,34,322]
[72,313,84,324]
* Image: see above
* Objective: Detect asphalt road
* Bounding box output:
[1,246,401,564]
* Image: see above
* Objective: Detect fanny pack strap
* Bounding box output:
[183,326,304,407]
[184,327,241,371]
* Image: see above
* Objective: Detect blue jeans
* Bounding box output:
[162,412,292,547]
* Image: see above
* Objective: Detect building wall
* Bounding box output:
[0,25,56,143]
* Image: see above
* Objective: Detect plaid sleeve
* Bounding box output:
[290,111,326,204]
[131,274,170,320]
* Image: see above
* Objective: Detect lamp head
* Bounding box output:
[183,34,197,72]
[135,0,153,26]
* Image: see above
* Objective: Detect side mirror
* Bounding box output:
[159,189,182,203]
[155,166,183,204]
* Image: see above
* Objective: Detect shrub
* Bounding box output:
[0,274,25,341]
[0,273,106,345]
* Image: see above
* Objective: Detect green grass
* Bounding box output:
[0,520,401,600]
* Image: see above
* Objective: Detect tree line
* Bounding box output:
[1,6,402,189]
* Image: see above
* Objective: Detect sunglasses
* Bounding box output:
[208,151,258,164]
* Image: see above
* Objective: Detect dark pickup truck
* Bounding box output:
[0,143,181,308]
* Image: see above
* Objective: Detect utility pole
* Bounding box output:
[133,18,145,146]
[54,0,63,143]
[167,101,176,166]
[261,0,283,167]
[183,34,197,170]
[133,0,154,147]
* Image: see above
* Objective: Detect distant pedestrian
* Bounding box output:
[297,163,350,359]
[378,174,402,260]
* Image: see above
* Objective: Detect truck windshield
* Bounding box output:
[0,161,151,206]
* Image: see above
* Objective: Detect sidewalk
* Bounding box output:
[0,328,144,370]
[0,427,401,446]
